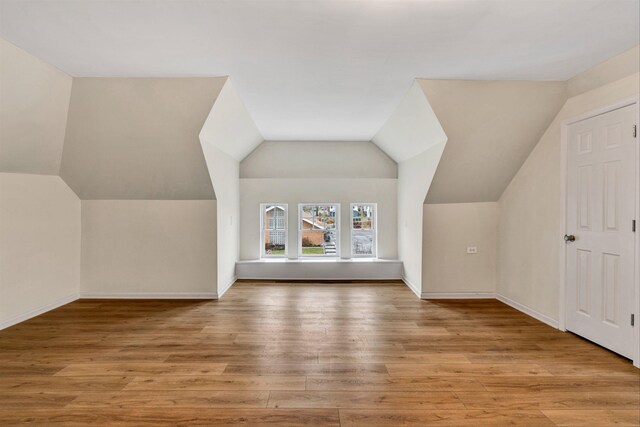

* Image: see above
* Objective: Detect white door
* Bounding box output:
[566,104,637,359]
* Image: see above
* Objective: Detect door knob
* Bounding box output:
[564,234,576,242]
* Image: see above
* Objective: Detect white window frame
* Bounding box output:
[298,203,340,258]
[260,203,288,258]
[350,203,377,258]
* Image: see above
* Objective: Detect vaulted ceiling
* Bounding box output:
[1,0,638,141]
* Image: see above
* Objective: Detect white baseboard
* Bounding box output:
[80,292,217,299]
[215,276,237,299]
[421,292,496,299]
[0,293,79,330]
[402,276,421,298]
[496,293,559,329]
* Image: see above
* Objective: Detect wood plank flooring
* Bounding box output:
[0,281,638,426]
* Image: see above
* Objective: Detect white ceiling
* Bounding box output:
[1,0,638,141]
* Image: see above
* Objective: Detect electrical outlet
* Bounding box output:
[467,246,478,254]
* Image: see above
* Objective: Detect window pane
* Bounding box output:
[352,230,374,256]
[301,210,325,230]
[352,205,374,230]
[300,204,339,256]
[302,205,317,216]
[351,204,375,257]
[323,216,336,230]
[301,230,325,254]
[264,229,286,255]
[263,204,287,257]
[361,217,372,230]
[265,205,286,230]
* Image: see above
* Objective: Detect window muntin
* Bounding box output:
[261,204,288,257]
[299,204,339,257]
[351,203,376,257]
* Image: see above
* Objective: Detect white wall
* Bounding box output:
[373,81,447,163]
[199,78,262,295]
[241,141,397,179]
[198,78,263,161]
[397,143,446,294]
[201,145,240,295]
[81,200,217,297]
[0,39,72,175]
[0,173,80,328]
[423,202,497,295]
[372,80,448,294]
[240,178,397,260]
[498,72,640,320]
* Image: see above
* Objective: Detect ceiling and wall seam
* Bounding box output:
[2,1,637,141]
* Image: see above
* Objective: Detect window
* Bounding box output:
[299,204,339,257]
[351,203,376,257]
[261,204,287,257]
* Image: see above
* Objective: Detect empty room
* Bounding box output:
[1,0,639,426]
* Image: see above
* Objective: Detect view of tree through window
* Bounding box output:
[299,204,339,256]
[351,204,376,257]
[262,204,287,256]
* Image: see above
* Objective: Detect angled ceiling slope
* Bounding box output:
[0,39,72,175]
[60,77,225,200]
[240,141,396,179]
[2,0,638,141]
[372,81,447,164]
[199,78,263,162]
[421,79,568,203]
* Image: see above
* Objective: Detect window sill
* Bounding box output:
[239,258,398,264]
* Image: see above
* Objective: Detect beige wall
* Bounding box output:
[81,200,217,297]
[0,39,72,175]
[61,77,225,199]
[498,72,639,320]
[0,173,80,327]
[423,202,497,295]
[240,178,397,260]
[241,141,397,179]
[421,79,567,203]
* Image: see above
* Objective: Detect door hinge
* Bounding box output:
[632,314,635,327]
[633,220,636,232]
[634,125,637,138]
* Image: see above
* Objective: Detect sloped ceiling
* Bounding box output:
[0,39,72,175]
[372,81,447,163]
[421,80,568,203]
[60,77,226,199]
[240,141,396,179]
[1,1,638,141]
[199,78,263,162]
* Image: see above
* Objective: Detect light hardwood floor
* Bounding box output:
[0,281,638,426]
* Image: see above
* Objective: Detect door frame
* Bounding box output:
[559,96,640,367]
